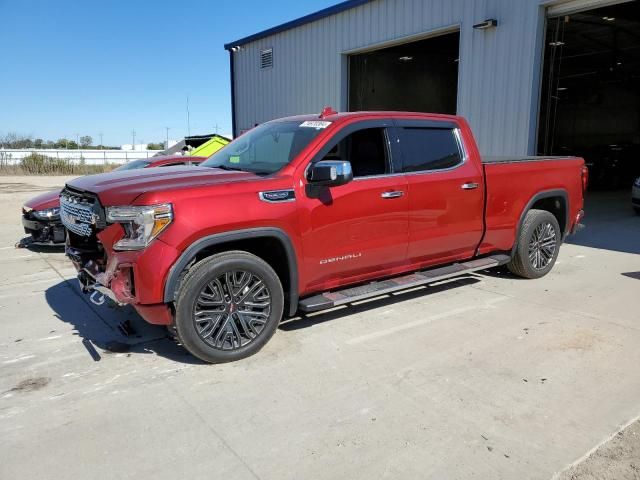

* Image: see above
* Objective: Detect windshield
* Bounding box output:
[114,159,151,171]
[201,121,326,174]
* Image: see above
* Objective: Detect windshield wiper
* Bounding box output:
[214,165,245,172]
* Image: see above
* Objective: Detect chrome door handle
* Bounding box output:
[381,191,404,199]
[461,182,480,190]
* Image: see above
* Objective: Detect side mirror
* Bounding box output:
[308,160,353,187]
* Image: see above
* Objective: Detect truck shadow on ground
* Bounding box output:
[280,276,482,331]
[45,280,205,364]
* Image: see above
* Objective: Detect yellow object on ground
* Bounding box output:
[190,135,231,157]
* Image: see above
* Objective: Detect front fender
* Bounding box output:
[162,227,300,317]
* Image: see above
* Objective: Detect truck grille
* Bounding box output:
[60,189,98,237]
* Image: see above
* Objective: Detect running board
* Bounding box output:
[298,254,510,313]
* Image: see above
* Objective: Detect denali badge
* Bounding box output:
[320,253,362,265]
[259,190,295,203]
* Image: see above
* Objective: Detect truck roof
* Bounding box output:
[274,110,463,125]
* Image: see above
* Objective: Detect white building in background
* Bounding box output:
[224,0,640,158]
[120,143,151,151]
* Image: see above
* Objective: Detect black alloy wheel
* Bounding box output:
[174,251,284,363]
[193,270,271,350]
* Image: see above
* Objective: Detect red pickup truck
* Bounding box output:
[62,110,587,363]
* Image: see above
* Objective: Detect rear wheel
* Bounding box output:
[174,251,284,363]
[507,209,561,279]
[634,207,640,216]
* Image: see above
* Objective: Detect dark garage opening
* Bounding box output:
[348,31,460,114]
[538,1,640,190]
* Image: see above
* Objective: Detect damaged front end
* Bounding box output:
[61,186,174,325]
[61,186,133,306]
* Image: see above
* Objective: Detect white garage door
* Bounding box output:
[547,0,634,16]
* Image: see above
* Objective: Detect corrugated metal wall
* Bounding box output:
[231,0,548,155]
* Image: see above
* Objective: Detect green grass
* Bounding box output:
[0,153,118,175]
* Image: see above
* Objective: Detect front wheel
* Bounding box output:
[174,251,284,363]
[507,209,561,279]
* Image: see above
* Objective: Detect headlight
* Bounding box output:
[32,207,60,220]
[634,177,640,187]
[106,203,173,251]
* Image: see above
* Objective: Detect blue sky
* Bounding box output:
[0,0,337,145]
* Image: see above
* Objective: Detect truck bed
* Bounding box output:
[482,156,576,164]
[478,155,585,255]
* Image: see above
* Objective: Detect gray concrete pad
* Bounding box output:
[0,176,639,479]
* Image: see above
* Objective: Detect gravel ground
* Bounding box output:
[558,420,640,480]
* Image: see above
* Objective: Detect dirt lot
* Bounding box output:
[558,420,640,480]
[0,176,639,480]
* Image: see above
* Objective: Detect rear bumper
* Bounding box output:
[570,209,585,235]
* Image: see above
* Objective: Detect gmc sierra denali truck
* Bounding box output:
[61,110,587,363]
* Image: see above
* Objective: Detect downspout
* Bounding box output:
[227,47,237,138]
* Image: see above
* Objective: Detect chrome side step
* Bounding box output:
[298,254,510,313]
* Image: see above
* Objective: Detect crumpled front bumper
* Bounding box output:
[72,253,134,306]
[66,232,179,326]
[22,215,66,244]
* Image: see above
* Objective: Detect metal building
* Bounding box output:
[224,0,640,183]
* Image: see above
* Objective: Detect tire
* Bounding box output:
[634,207,640,216]
[507,209,561,279]
[174,251,284,363]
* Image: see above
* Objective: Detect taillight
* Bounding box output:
[581,165,589,195]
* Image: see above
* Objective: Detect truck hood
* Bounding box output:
[24,190,61,210]
[66,166,261,205]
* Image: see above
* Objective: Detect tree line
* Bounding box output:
[0,133,164,150]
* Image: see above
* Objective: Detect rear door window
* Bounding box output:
[397,127,462,172]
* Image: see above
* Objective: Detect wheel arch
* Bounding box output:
[511,189,569,255]
[164,227,299,317]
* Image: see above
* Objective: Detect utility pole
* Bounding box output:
[165,127,170,149]
[75,133,80,149]
[99,133,103,149]
[186,96,191,137]
[131,130,136,150]
[213,123,219,134]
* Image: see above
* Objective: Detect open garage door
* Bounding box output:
[538,1,640,190]
[348,31,460,114]
[547,0,635,16]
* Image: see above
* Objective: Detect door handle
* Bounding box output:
[381,191,404,199]
[461,182,480,190]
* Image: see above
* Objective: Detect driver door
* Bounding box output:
[296,120,409,292]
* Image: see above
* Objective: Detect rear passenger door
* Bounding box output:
[393,120,484,266]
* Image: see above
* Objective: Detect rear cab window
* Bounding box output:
[395,122,463,172]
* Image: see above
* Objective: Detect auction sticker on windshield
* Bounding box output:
[300,121,332,129]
